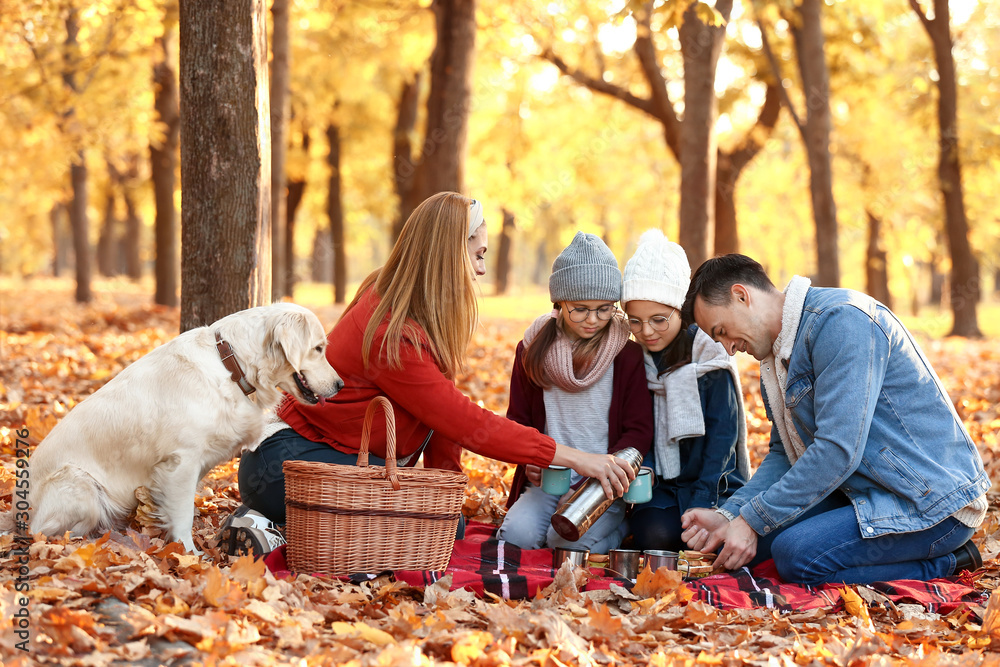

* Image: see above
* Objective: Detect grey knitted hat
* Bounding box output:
[549,231,623,303]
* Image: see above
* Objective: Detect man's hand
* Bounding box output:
[680,508,730,552]
[525,464,542,486]
[714,516,758,571]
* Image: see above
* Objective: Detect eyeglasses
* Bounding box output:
[627,311,675,333]
[566,304,617,323]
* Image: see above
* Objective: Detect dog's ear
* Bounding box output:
[266,309,315,372]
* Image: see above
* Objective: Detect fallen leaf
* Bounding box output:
[586,602,623,636]
[330,621,396,646]
[451,630,494,665]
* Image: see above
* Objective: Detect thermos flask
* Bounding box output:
[549,446,644,541]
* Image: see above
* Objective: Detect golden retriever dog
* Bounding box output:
[23,302,342,553]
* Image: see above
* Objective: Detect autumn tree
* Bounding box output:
[909,0,981,337]
[755,0,839,287]
[63,9,93,303]
[151,15,180,308]
[284,119,309,298]
[326,121,347,304]
[540,1,781,266]
[395,0,477,231]
[179,0,271,332]
[677,0,733,265]
[270,0,291,300]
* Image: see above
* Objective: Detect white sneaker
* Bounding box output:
[216,505,286,557]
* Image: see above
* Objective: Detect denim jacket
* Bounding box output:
[721,287,990,538]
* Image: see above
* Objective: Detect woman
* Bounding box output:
[497,232,653,554]
[218,193,635,555]
[621,229,750,552]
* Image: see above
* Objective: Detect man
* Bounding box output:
[679,254,988,585]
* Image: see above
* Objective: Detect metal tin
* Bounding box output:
[553,547,590,568]
[606,549,642,579]
[549,447,643,541]
[643,550,678,571]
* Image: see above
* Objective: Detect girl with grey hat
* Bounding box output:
[497,232,654,554]
[621,229,751,552]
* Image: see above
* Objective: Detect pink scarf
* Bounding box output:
[522,310,629,392]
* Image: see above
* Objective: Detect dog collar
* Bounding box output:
[215,331,256,396]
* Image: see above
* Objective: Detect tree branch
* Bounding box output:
[908,0,934,34]
[77,12,120,94]
[539,47,657,119]
[18,20,52,88]
[725,82,782,173]
[752,6,805,139]
[632,5,680,160]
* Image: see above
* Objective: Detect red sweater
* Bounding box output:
[505,338,654,507]
[278,289,557,472]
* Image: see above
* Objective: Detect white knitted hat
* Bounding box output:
[621,229,691,310]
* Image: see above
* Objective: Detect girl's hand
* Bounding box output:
[551,445,634,500]
[525,464,542,486]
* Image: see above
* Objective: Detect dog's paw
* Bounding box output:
[180,538,203,557]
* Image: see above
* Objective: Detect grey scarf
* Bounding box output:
[646,327,751,481]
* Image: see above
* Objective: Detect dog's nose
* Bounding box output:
[332,378,345,394]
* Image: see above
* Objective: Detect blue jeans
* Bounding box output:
[497,485,628,553]
[239,428,468,541]
[769,504,973,585]
[239,428,386,524]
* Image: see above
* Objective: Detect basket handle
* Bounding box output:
[358,396,401,491]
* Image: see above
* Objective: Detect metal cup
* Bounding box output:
[643,549,678,571]
[553,547,590,568]
[606,549,642,579]
[622,467,653,504]
[541,465,572,495]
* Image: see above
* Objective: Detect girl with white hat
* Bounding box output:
[497,232,654,554]
[621,229,751,552]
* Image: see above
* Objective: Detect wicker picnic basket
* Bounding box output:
[284,396,468,576]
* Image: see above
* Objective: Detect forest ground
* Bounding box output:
[3,276,1000,665]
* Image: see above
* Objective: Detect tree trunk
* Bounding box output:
[393,73,423,237]
[97,184,118,277]
[108,156,143,280]
[420,0,475,195]
[311,226,333,284]
[179,0,271,332]
[714,155,738,256]
[122,178,142,280]
[533,237,549,287]
[67,155,92,302]
[283,125,309,298]
[495,207,515,295]
[397,0,475,232]
[714,84,782,256]
[151,29,180,307]
[678,0,733,268]
[51,203,71,277]
[927,253,944,307]
[865,208,892,310]
[790,0,839,287]
[910,0,980,336]
[326,123,346,304]
[269,0,291,300]
[285,177,306,297]
[63,11,92,303]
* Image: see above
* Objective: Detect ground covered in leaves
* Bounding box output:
[4,279,1000,666]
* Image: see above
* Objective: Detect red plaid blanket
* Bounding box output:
[263,522,985,616]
